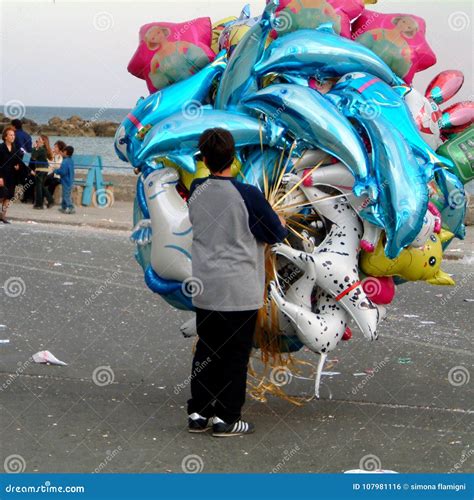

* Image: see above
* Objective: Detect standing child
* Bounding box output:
[187,128,288,437]
[54,145,75,214]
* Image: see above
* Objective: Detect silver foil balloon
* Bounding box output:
[242,83,376,199]
[254,25,404,87]
[215,0,278,110]
[136,108,285,173]
[362,115,429,259]
[327,72,453,181]
[115,52,227,167]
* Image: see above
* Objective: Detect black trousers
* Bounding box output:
[34,172,53,208]
[187,307,258,424]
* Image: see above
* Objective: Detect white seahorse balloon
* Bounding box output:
[143,167,193,281]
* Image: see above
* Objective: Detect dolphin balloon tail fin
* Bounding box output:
[434,153,455,169]
[416,148,455,172]
[241,3,251,19]
[280,74,310,87]
[315,22,337,35]
[164,154,197,174]
[212,49,228,69]
[393,85,412,99]
[353,178,378,201]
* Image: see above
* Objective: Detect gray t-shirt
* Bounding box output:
[188,174,288,311]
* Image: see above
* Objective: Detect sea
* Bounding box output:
[20,106,131,173]
[13,106,474,195]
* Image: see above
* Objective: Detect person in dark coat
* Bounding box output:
[0,126,23,223]
[11,119,32,158]
[11,119,34,203]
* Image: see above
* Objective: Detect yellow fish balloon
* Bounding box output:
[360,230,455,285]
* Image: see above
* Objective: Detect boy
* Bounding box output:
[54,145,75,214]
[187,128,288,437]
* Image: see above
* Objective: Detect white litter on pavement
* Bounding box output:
[344,469,399,474]
[32,350,67,366]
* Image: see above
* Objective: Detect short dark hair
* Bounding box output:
[198,128,235,174]
[55,140,67,152]
[11,119,22,129]
[64,145,74,157]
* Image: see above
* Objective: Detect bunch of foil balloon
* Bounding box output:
[115,0,473,397]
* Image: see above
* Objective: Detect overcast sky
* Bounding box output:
[0,0,472,109]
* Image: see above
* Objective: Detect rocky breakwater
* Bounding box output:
[0,113,119,137]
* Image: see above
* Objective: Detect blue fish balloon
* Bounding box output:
[434,167,467,241]
[136,108,285,173]
[361,116,429,259]
[115,52,227,167]
[215,0,278,110]
[242,83,376,199]
[327,72,453,180]
[254,26,404,87]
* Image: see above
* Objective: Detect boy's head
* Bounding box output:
[11,119,22,130]
[198,128,235,174]
[63,145,74,157]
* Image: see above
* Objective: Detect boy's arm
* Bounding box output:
[237,183,288,244]
[54,163,65,176]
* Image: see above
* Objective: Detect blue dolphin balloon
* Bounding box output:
[254,25,404,87]
[115,51,227,167]
[136,109,285,173]
[433,167,467,241]
[327,72,453,181]
[242,83,376,199]
[215,0,278,110]
[360,116,429,259]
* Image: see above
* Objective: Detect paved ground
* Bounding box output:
[0,222,472,474]
[8,201,133,232]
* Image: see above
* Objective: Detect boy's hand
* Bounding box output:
[0,178,4,187]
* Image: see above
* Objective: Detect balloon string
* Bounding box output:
[272,161,322,208]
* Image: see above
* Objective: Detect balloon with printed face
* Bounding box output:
[352,10,436,84]
[217,4,260,56]
[127,18,215,93]
[268,0,364,39]
[212,16,237,54]
[360,230,455,285]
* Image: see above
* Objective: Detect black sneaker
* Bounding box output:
[212,417,255,437]
[188,413,212,433]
